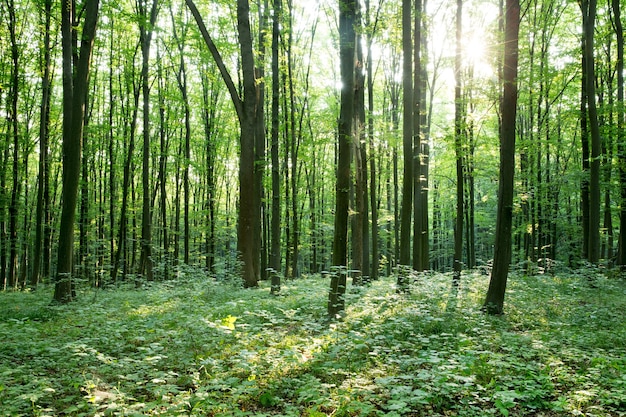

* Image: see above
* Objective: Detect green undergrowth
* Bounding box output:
[0,269,625,416]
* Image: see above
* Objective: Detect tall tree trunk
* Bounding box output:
[32,0,53,288]
[55,0,100,302]
[614,0,626,266]
[412,0,424,272]
[7,0,20,290]
[111,69,141,284]
[484,0,520,315]
[170,9,191,266]
[201,70,219,274]
[255,1,268,282]
[186,0,260,288]
[236,0,261,287]
[397,0,413,290]
[138,0,159,282]
[366,0,380,281]
[353,12,366,285]
[582,0,601,264]
[329,0,356,316]
[156,48,169,278]
[453,0,464,285]
[270,0,282,293]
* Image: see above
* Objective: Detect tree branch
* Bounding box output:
[185,0,243,122]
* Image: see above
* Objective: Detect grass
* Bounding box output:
[0,268,625,416]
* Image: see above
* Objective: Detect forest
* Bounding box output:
[0,0,625,415]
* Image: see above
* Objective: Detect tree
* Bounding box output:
[186,0,261,287]
[6,0,20,290]
[31,0,54,288]
[137,0,159,282]
[483,0,520,315]
[581,0,601,264]
[270,0,282,294]
[397,0,413,291]
[54,0,100,302]
[328,0,357,317]
[614,0,626,266]
[453,0,464,285]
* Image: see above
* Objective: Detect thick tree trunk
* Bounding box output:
[55,0,100,302]
[329,0,356,317]
[582,0,601,264]
[484,0,520,315]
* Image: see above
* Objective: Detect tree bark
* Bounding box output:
[397,0,413,290]
[270,0,282,293]
[453,0,464,285]
[7,0,20,289]
[329,0,356,316]
[484,0,520,315]
[582,0,601,264]
[138,0,159,282]
[32,0,53,288]
[614,0,626,266]
[55,0,100,302]
[186,0,260,287]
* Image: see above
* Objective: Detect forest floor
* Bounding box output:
[0,267,625,417]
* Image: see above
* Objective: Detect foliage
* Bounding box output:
[0,270,624,416]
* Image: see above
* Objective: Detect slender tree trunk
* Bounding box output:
[453,0,464,285]
[7,0,20,290]
[412,0,424,272]
[366,0,380,281]
[32,0,53,288]
[156,48,169,278]
[270,0,281,293]
[484,0,520,315]
[329,0,356,316]
[200,71,219,274]
[138,0,158,282]
[398,0,413,290]
[255,1,268,282]
[55,0,100,302]
[112,68,141,284]
[353,16,366,285]
[613,0,626,266]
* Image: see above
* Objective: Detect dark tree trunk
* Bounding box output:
[614,0,626,266]
[412,0,424,272]
[453,0,464,285]
[138,0,159,282]
[156,48,169,278]
[582,0,601,264]
[329,0,356,317]
[187,0,261,288]
[7,0,20,289]
[484,0,520,315]
[55,0,100,302]
[270,0,282,294]
[255,1,268,282]
[398,0,413,290]
[32,0,53,288]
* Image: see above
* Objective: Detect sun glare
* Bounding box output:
[463,33,493,77]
